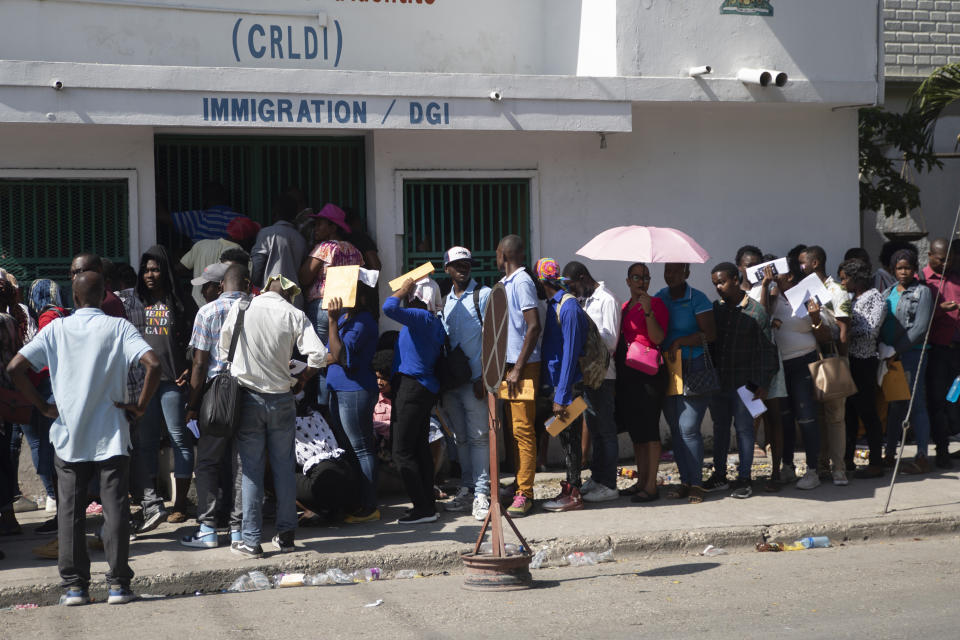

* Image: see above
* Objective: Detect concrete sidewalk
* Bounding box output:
[3,450,959,606]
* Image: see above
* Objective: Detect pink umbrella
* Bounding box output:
[575,225,710,264]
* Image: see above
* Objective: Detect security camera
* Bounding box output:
[489,90,503,102]
[688,65,712,77]
[52,79,63,91]
[736,68,771,87]
[765,70,788,87]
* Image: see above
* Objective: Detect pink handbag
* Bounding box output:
[625,340,662,375]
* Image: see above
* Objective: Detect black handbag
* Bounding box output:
[199,300,249,438]
[682,335,720,396]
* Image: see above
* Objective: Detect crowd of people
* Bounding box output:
[0,186,958,605]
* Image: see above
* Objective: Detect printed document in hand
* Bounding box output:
[746,258,789,284]
[736,386,767,419]
[784,273,833,318]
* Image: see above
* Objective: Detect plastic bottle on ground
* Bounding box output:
[303,573,333,586]
[565,552,599,566]
[352,568,381,582]
[530,548,549,569]
[248,570,272,590]
[228,574,256,592]
[701,545,728,557]
[325,568,354,584]
[800,536,831,549]
[598,548,615,563]
[394,569,420,579]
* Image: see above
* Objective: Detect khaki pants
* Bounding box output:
[504,362,541,498]
[817,397,846,474]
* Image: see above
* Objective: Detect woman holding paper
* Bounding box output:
[326,283,381,523]
[838,259,886,478]
[615,262,669,502]
[879,248,934,474]
[299,204,365,408]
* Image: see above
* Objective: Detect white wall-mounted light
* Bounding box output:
[688,65,712,77]
[51,79,64,91]
[737,68,771,87]
[489,89,503,102]
[765,70,788,87]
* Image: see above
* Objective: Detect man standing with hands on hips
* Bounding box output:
[7,272,161,606]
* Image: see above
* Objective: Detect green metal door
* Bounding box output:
[402,179,531,290]
[155,135,366,256]
[0,178,129,290]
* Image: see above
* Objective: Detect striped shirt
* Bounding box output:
[172,205,242,242]
[189,291,250,379]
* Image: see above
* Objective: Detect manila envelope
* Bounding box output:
[881,360,911,402]
[545,396,589,437]
[388,262,435,292]
[497,379,536,401]
[321,265,360,310]
[665,350,683,396]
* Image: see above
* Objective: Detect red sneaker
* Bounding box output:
[542,482,584,512]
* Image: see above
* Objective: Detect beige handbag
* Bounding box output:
[807,344,857,402]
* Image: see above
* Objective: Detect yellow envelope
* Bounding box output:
[665,350,683,397]
[497,379,536,401]
[321,265,360,310]
[545,396,589,437]
[881,360,911,402]
[388,262,435,292]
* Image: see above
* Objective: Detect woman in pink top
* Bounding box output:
[299,204,365,407]
[615,262,669,502]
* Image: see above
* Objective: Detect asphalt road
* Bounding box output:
[3,536,958,639]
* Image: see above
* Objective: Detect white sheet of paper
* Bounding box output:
[737,386,767,419]
[746,258,789,284]
[784,273,833,318]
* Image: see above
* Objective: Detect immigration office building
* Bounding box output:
[0,0,882,298]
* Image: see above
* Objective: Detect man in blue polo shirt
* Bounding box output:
[7,273,161,606]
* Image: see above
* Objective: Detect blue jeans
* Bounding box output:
[306,299,330,407]
[584,380,618,490]
[328,387,378,510]
[235,389,297,547]
[709,390,756,481]
[22,377,57,497]
[136,380,193,478]
[886,349,931,457]
[663,394,709,487]
[780,352,821,469]
[442,382,490,496]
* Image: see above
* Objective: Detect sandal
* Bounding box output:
[688,486,705,504]
[618,483,641,497]
[665,484,690,500]
[630,490,660,503]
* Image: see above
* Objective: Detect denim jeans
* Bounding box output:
[584,380,618,490]
[134,380,193,511]
[305,299,330,407]
[20,378,56,497]
[328,387,378,510]
[235,389,297,547]
[886,349,931,457]
[780,352,821,469]
[441,382,490,496]
[709,390,756,481]
[663,393,708,487]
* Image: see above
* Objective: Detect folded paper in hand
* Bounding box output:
[545,396,588,436]
[736,386,767,419]
[784,273,833,318]
[389,262,435,291]
[746,258,789,285]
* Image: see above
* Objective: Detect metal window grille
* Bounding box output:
[0,178,129,290]
[155,135,367,255]
[402,179,531,289]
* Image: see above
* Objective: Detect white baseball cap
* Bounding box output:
[190,262,229,286]
[443,246,474,267]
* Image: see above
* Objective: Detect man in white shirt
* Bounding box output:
[218,274,327,558]
[563,262,621,502]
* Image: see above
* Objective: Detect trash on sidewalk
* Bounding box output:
[700,544,728,557]
[228,570,273,592]
[12,603,39,610]
[393,569,421,579]
[617,467,638,479]
[364,599,384,608]
[756,536,831,553]
[530,547,550,569]
[276,573,306,588]
[560,549,616,567]
[755,542,783,552]
[477,542,525,556]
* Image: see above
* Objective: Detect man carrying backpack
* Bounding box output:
[535,258,590,512]
[439,247,492,521]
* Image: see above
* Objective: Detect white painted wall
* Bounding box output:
[0,123,157,261]
[371,103,860,303]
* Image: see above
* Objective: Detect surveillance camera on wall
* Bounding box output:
[688,65,712,77]
[52,79,64,91]
[736,68,771,87]
[489,90,503,102]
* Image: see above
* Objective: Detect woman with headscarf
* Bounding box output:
[133,245,198,527]
[382,276,446,524]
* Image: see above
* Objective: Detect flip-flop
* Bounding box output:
[688,486,705,504]
[665,485,690,500]
[618,484,641,497]
[630,490,660,503]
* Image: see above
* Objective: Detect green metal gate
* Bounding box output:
[155,135,366,255]
[0,178,129,289]
[402,179,531,290]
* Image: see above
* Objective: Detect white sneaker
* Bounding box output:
[444,487,473,512]
[780,464,797,483]
[796,469,821,490]
[45,496,57,513]
[582,483,619,503]
[472,493,490,521]
[832,470,849,486]
[579,478,599,496]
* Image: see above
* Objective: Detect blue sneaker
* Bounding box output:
[60,587,90,606]
[180,524,218,549]
[230,529,242,551]
[107,585,136,604]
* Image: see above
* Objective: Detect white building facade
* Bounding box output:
[0,0,882,300]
